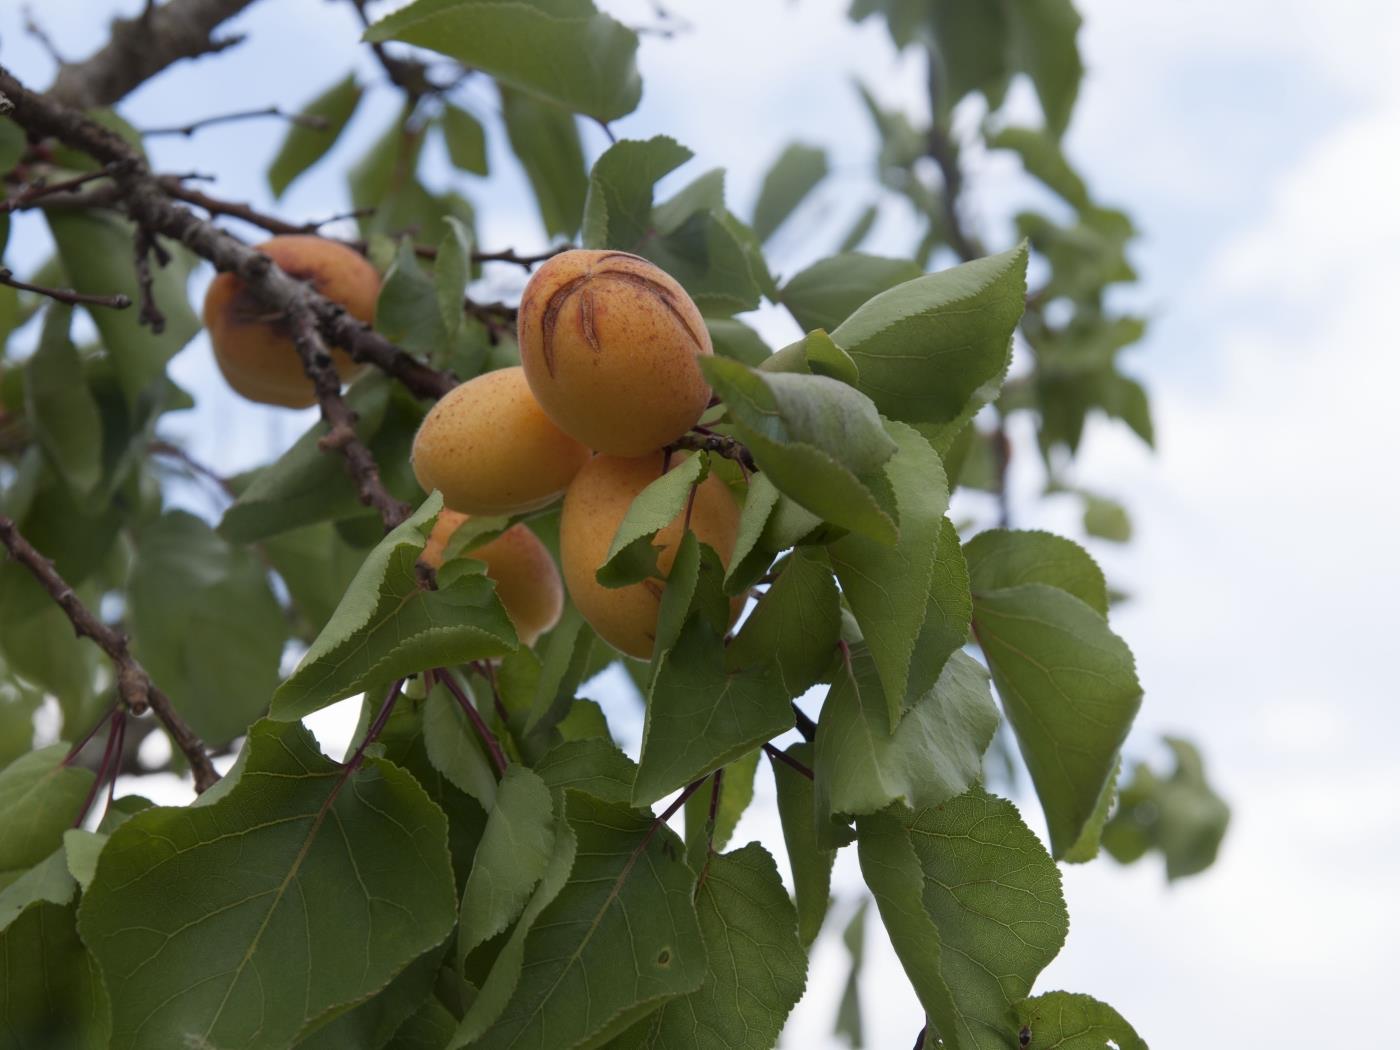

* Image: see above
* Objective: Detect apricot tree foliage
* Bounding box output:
[0,1,1227,1048]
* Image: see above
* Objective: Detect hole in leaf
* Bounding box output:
[656,948,671,967]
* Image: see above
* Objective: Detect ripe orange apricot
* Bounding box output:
[559,452,740,659]
[203,235,378,408]
[518,249,713,456]
[421,510,563,646]
[411,367,590,515]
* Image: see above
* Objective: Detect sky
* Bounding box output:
[4,1,1400,1046]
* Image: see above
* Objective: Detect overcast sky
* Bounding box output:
[3,1,1398,1046]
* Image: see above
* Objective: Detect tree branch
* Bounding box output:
[0,515,220,793]
[140,104,328,138]
[47,0,257,110]
[0,169,115,215]
[0,265,132,310]
[1,64,455,398]
[762,742,814,780]
[431,668,508,777]
[666,430,757,475]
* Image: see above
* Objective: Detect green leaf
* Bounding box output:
[457,766,554,968]
[1103,737,1230,881]
[499,84,588,238]
[436,216,475,338]
[24,306,103,496]
[857,791,1068,1050]
[0,848,75,931]
[780,252,922,333]
[268,73,363,197]
[1060,757,1118,865]
[128,510,286,745]
[702,356,898,543]
[724,472,782,594]
[56,831,103,897]
[838,202,879,252]
[1014,992,1147,1050]
[964,529,1108,616]
[582,136,693,250]
[929,1,1012,115]
[597,453,709,588]
[634,612,791,806]
[365,0,641,122]
[0,903,109,1048]
[682,748,759,866]
[45,210,199,402]
[830,422,967,724]
[771,742,833,946]
[389,996,457,1049]
[534,736,638,805]
[727,547,840,697]
[831,245,1028,453]
[441,103,489,175]
[78,719,457,1049]
[379,239,451,356]
[455,791,705,1049]
[752,143,828,243]
[641,170,771,315]
[618,844,806,1048]
[295,944,447,1050]
[0,744,93,875]
[262,522,368,636]
[705,316,771,367]
[422,677,499,807]
[761,328,859,386]
[1008,0,1084,139]
[1083,494,1132,543]
[520,606,596,739]
[271,498,518,720]
[987,125,1089,210]
[833,900,867,1047]
[815,647,998,822]
[972,583,1142,857]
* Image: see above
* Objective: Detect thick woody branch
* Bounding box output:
[0,64,456,404]
[0,265,132,310]
[47,0,258,110]
[0,516,220,793]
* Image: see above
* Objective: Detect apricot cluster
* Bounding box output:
[414,249,740,656]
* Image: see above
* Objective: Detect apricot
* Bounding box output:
[560,452,740,658]
[518,250,713,456]
[203,235,378,408]
[411,367,590,515]
[421,510,563,646]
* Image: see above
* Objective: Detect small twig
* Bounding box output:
[23,5,66,66]
[434,667,509,777]
[0,168,115,214]
[149,439,237,500]
[132,226,167,333]
[667,431,757,475]
[346,0,437,102]
[0,516,219,793]
[472,660,510,723]
[72,708,124,828]
[791,702,817,743]
[472,245,571,270]
[464,298,518,345]
[681,480,699,533]
[0,266,131,310]
[139,105,328,138]
[64,704,119,766]
[344,679,405,772]
[763,742,814,780]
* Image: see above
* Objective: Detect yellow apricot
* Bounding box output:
[560,452,739,659]
[203,235,377,408]
[421,511,563,646]
[412,366,590,515]
[518,249,713,456]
